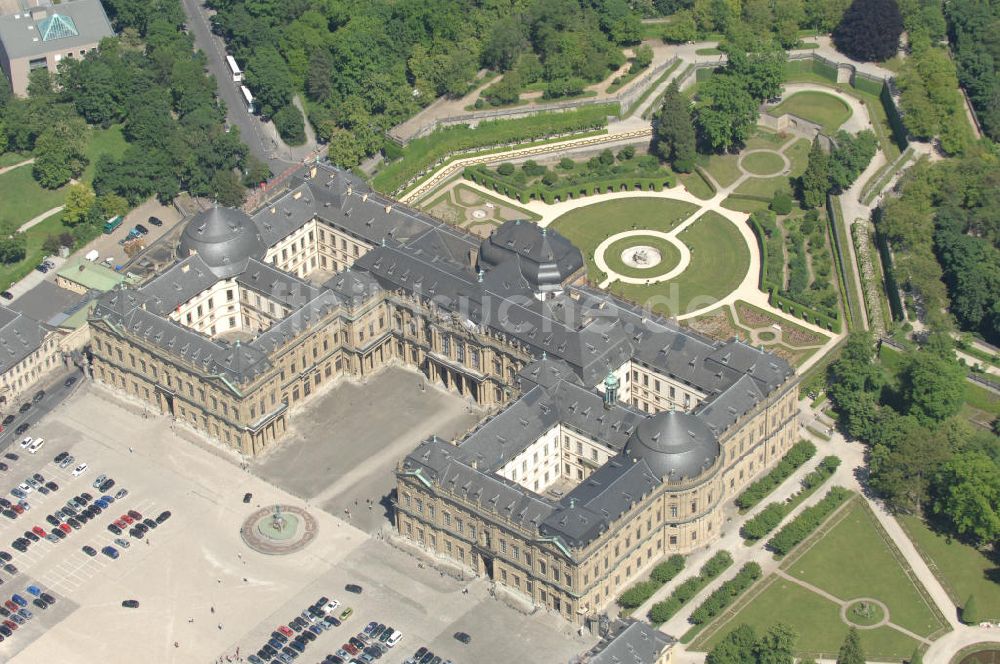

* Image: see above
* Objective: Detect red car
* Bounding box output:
[31,526,45,538]
[277,625,293,638]
[343,644,359,656]
[3,601,16,612]
[2,620,15,631]
[121,515,134,525]
[58,523,71,534]
[11,504,23,515]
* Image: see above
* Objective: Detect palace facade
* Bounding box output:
[88,162,799,625]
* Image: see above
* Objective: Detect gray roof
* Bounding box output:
[623,410,720,481]
[0,0,112,59]
[0,305,50,374]
[588,620,674,664]
[478,220,583,291]
[177,206,265,279]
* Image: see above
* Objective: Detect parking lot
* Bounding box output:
[0,380,593,663]
[254,367,483,534]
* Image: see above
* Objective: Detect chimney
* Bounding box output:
[469,248,477,270]
[309,166,317,179]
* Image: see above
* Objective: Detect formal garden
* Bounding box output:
[422,183,541,236]
[692,498,950,661]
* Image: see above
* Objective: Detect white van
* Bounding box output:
[386,630,403,648]
[27,438,44,454]
[84,249,99,262]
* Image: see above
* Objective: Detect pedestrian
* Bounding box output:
[211,606,215,614]
[218,623,222,630]
[174,642,179,648]
[129,447,133,453]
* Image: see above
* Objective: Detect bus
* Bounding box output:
[226,55,242,83]
[103,215,123,234]
[241,85,254,114]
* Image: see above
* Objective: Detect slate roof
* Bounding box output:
[0,305,51,374]
[587,620,674,664]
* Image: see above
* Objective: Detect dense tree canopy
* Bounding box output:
[653,80,697,171]
[207,0,643,167]
[706,623,798,664]
[947,0,1000,142]
[833,0,903,62]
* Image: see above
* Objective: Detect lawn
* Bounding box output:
[742,152,785,176]
[721,196,772,214]
[0,164,68,234]
[677,170,714,200]
[82,125,128,184]
[733,175,794,200]
[898,514,1000,620]
[769,91,852,134]
[0,213,70,291]
[0,152,30,169]
[784,139,812,177]
[697,152,742,188]
[693,576,921,660]
[608,211,750,316]
[746,130,789,150]
[605,235,682,279]
[550,197,699,281]
[786,500,948,639]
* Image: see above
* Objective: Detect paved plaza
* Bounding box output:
[0,376,582,664]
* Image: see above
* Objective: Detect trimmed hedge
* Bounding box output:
[465,164,675,205]
[689,562,763,625]
[647,551,733,625]
[746,211,842,333]
[741,456,842,541]
[735,440,816,511]
[616,554,685,609]
[372,103,617,194]
[767,486,852,556]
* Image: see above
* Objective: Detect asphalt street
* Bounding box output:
[0,367,85,451]
[179,0,296,175]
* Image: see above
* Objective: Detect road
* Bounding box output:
[0,367,85,451]
[178,0,296,175]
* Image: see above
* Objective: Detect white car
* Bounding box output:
[71,463,88,477]
[17,482,31,494]
[27,438,44,454]
[19,437,32,449]
[324,600,340,613]
[386,630,403,648]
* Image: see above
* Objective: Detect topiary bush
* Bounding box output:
[273,104,306,146]
[770,191,793,215]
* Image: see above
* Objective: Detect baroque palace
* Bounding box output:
[89,162,799,625]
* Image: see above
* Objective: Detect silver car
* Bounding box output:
[58,456,74,469]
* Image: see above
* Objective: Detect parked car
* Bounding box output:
[82,545,96,557]
[53,452,68,464]
[0,292,12,301]
[101,546,119,559]
[72,463,88,477]
[91,474,107,489]
[345,584,363,594]
[45,481,58,492]
[98,478,115,492]
[147,216,163,227]
[114,488,128,500]
[2,416,13,426]
[32,391,43,403]
[155,510,171,523]
[243,492,252,503]
[122,599,139,608]
[114,538,129,549]
[64,376,77,387]
[13,423,28,436]
[134,224,149,235]
[454,632,471,644]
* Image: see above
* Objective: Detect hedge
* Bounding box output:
[746,212,842,333]
[767,486,852,556]
[616,554,685,609]
[688,562,763,625]
[741,456,841,542]
[372,103,617,194]
[465,164,675,205]
[735,440,816,511]
[647,551,733,625]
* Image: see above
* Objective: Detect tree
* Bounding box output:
[754,624,797,664]
[273,104,306,145]
[833,0,903,62]
[654,80,697,171]
[246,45,295,117]
[663,10,698,43]
[933,452,1000,544]
[899,349,966,424]
[32,118,89,189]
[770,192,792,215]
[242,156,271,187]
[697,74,758,153]
[706,623,757,664]
[481,17,526,71]
[962,594,980,624]
[305,48,334,102]
[799,139,830,209]
[0,234,26,264]
[632,44,654,71]
[63,183,97,226]
[837,628,865,664]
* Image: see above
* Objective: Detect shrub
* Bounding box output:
[599,149,615,166]
[768,487,852,556]
[544,77,587,99]
[558,157,575,171]
[618,145,636,161]
[273,104,306,145]
[541,171,559,186]
[770,191,793,215]
[497,162,515,176]
[632,44,654,71]
[689,562,762,625]
[617,580,660,609]
[647,551,733,625]
[741,456,841,541]
[522,160,546,177]
[735,441,816,510]
[651,555,685,584]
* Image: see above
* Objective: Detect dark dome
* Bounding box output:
[624,410,720,481]
[479,220,583,292]
[177,206,265,278]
